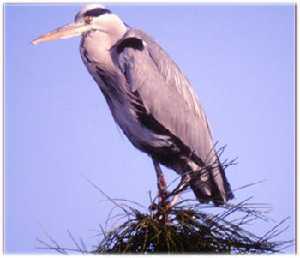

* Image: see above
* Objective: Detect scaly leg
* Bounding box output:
[152,159,168,202]
[168,173,191,208]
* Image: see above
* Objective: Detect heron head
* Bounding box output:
[32,4,126,45]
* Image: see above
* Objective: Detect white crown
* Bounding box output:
[75,4,107,21]
[80,4,106,14]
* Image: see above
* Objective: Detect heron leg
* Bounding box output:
[152,160,168,202]
[168,173,191,208]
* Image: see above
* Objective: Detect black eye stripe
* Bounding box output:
[83,8,111,17]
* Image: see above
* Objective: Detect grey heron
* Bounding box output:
[32,4,234,205]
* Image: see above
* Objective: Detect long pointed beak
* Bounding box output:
[32,21,91,45]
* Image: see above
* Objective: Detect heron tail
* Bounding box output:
[190,161,234,205]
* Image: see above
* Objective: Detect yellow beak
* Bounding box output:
[32,21,92,45]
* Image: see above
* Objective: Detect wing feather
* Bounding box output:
[113,29,216,164]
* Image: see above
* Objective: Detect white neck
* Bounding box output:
[81,14,127,67]
[92,14,127,47]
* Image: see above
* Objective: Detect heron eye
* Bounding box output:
[85,16,93,24]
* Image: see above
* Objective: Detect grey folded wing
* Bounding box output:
[112,28,216,165]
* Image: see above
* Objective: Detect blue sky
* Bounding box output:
[5,4,295,254]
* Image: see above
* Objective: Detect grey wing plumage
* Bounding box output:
[115,29,213,161]
[112,29,233,204]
